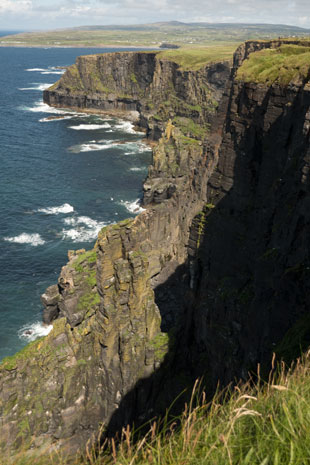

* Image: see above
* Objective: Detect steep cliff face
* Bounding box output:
[43,51,230,139]
[188,43,310,387]
[1,40,310,456]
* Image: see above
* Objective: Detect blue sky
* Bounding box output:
[0,0,309,31]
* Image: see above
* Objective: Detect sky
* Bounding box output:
[0,0,310,31]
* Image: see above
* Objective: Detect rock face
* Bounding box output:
[1,40,310,455]
[192,77,310,385]
[43,51,230,139]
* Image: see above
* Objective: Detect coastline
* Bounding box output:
[43,102,158,147]
[45,103,141,122]
[0,43,159,49]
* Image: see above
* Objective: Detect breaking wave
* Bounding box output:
[21,101,69,114]
[18,322,53,342]
[25,67,66,75]
[68,140,116,153]
[69,123,111,130]
[114,120,144,135]
[68,140,152,154]
[19,83,53,91]
[61,215,108,242]
[25,68,47,72]
[119,199,145,214]
[4,233,45,246]
[37,203,74,215]
[130,166,147,171]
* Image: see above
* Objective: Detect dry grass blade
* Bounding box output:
[271,385,288,391]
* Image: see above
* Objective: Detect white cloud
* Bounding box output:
[0,0,32,13]
[298,16,309,25]
[1,0,310,30]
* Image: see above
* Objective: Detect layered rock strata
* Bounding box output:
[43,51,230,139]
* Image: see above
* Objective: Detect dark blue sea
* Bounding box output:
[0,41,152,360]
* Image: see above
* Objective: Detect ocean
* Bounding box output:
[0,42,152,360]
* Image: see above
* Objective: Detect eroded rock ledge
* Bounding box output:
[2,40,310,456]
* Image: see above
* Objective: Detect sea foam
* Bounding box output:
[68,140,116,153]
[62,216,108,242]
[22,101,67,114]
[130,167,147,172]
[25,67,65,75]
[25,68,47,72]
[4,233,45,246]
[69,140,151,154]
[18,322,53,342]
[69,123,111,131]
[37,203,74,215]
[114,120,144,135]
[119,199,145,214]
[22,101,86,119]
[19,83,53,91]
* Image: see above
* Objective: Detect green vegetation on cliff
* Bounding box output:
[236,44,310,85]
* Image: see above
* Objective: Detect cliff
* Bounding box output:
[1,40,310,457]
[43,51,229,140]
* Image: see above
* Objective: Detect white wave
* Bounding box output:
[80,143,111,152]
[119,199,145,214]
[39,115,77,122]
[130,167,146,171]
[21,101,68,114]
[37,203,74,215]
[21,101,86,121]
[4,233,45,246]
[18,322,53,342]
[113,120,144,135]
[41,70,65,75]
[119,141,152,154]
[69,139,152,154]
[25,68,47,72]
[68,140,116,153]
[69,123,111,131]
[25,67,65,75]
[62,216,108,242]
[19,83,53,91]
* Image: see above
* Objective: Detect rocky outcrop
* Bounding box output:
[2,39,310,456]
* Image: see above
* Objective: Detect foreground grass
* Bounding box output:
[237,44,310,85]
[3,350,310,464]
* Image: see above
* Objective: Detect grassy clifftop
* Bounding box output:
[237,44,310,85]
[158,44,237,70]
